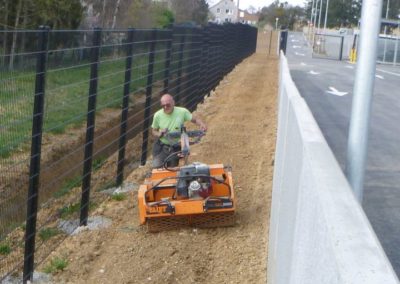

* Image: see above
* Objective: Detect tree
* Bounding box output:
[328,0,361,27]
[124,0,157,28]
[33,0,83,29]
[305,0,361,28]
[123,0,208,28]
[258,0,306,30]
[9,0,22,70]
[155,6,175,28]
[190,0,209,26]
[382,0,400,20]
[171,0,209,25]
[1,0,84,69]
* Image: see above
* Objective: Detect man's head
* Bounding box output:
[160,94,175,114]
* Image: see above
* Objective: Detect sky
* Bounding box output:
[207,0,307,10]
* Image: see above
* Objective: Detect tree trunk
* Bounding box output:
[9,0,22,70]
[20,0,28,67]
[111,0,121,29]
[101,0,107,27]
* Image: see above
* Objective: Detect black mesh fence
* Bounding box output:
[0,23,257,281]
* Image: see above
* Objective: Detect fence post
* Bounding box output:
[189,28,202,111]
[279,29,288,55]
[221,25,228,77]
[235,24,240,64]
[163,29,173,94]
[175,27,186,105]
[216,24,223,88]
[116,29,135,186]
[339,35,344,61]
[80,28,101,226]
[226,25,232,72]
[185,28,197,111]
[198,26,208,103]
[140,29,157,166]
[23,26,49,283]
[204,26,212,97]
[198,27,206,107]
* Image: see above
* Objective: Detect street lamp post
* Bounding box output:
[312,0,320,48]
[323,0,330,34]
[393,15,400,66]
[346,0,384,202]
[275,17,279,30]
[318,0,323,33]
[383,0,390,62]
[309,0,315,39]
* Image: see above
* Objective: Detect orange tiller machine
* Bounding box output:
[138,127,236,232]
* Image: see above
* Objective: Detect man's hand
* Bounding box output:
[199,123,207,132]
[192,116,207,132]
[152,128,168,138]
[159,128,168,137]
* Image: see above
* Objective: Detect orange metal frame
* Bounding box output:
[138,164,235,225]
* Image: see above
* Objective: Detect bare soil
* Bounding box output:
[44,32,279,284]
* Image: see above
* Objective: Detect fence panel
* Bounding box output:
[377,35,400,65]
[0,23,257,281]
[312,33,356,61]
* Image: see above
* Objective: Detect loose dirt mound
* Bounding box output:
[48,32,278,284]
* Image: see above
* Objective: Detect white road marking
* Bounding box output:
[293,45,301,49]
[345,65,354,69]
[376,68,400,77]
[375,74,384,80]
[309,70,320,75]
[295,52,305,56]
[326,87,348,96]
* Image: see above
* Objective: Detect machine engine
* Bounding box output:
[176,162,211,198]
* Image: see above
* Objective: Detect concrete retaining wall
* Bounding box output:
[267,53,399,284]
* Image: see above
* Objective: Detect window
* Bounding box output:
[217,8,220,13]
[226,9,230,14]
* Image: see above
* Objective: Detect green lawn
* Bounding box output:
[0,49,167,158]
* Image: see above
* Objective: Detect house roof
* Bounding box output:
[210,0,236,9]
[238,9,259,21]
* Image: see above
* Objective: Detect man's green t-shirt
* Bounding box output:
[151,106,192,145]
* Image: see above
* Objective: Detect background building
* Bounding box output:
[238,9,259,25]
[209,0,239,23]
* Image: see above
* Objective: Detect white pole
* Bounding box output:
[310,0,315,25]
[383,0,390,62]
[312,0,320,47]
[323,0,330,34]
[393,19,399,66]
[310,0,315,37]
[313,0,319,29]
[318,0,323,33]
[346,0,383,202]
[311,0,319,46]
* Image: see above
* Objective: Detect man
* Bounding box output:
[151,94,207,168]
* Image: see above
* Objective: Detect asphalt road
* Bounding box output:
[285,31,400,277]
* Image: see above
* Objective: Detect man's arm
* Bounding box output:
[191,115,207,131]
[152,128,168,138]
